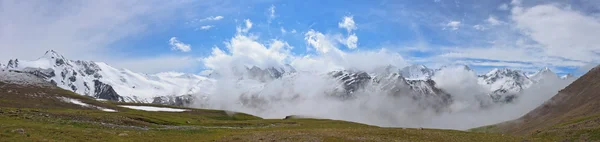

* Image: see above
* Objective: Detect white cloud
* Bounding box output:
[498,3,509,10]
[512,4,600,62]
[280,27,287,34]
[486,16,502,26]
[336,16,359,49]
[203,34,292,72]
[305,30,340,54]
[291,29,297,33]
[345,34,358,49]
[427,3,600,70]
[510,0,522,6]
[438,46,587,67]
[199,25,214,30]
[268,5,276,20]
[473,25,485,31]
[200,16,224,21]
[0,1,187,62]
[169,37,192,52]
[338,16,357,33]
[445,21,461,30]
[236,19,253,33]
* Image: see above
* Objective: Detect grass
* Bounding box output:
[0,109,526,142]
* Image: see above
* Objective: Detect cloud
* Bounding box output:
[200,16,224,21]
[511,0,522,6]
[268,5,276,21]
[199,25,214,30]
[169,37,192,52]
[280,27,287,34]
[195,22,573,130]
[438,46,586,67]
[345,34,358,49]
[444,21,461,30]
[203,34,292,73]
[339,16,357,33]
[473,25,485,31]
[486,16,502,26]
[0,0,188,62]
[336,16,359,49]
[236,19,253,33]
[512,4,600,62]
[305,30,340,54]
[414,2,599,71]
[498,3,509,10]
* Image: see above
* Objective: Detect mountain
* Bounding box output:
[482,65,600,138]
[399,64,435,80]
[478,68,533,102]
[327,69,452,112]
[528,67,559,82]
[2,50,573,111]
[560,73,574,80]
[3,50,213,105]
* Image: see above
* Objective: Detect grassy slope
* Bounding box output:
[471,66,600,141]
[0,82,528,141]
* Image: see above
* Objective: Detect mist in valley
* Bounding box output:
[188,21,576,130]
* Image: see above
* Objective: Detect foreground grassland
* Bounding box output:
[0,106,532,142]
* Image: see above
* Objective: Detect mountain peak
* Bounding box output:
[42,50,66,60]
[407,64,428,69]
[540,67,552,72]
[529,67,559,81]
[400,64,434,80]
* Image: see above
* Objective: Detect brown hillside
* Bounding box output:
[495,65,600,136]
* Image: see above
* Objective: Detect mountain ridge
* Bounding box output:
[2,50,576,108]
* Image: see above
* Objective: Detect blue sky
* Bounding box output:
[1,0,599,75]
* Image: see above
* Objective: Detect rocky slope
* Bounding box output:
[486,65,600,137]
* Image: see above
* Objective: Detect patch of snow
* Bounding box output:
[118,105,189,112]
[99,108,117,112]
[60,97,90,107]
[96,99,109,102]
[59,97,117,112]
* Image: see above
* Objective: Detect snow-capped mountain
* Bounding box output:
[400,64,435,80]
[528,67,560,82]
[3,50,214,105]
[2,50,575,110]
[478,68,533,102]
[322,69,452,111]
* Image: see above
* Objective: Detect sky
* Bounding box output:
[1,0,599,75]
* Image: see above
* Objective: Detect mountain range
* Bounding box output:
[0,50,576,108]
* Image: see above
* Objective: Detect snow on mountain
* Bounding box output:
[528,67,559,82]
[400,64,434,80]
[3,50,214,104]
[561,74,574,80]
[0,70,54,87]
[326,69,452,111]
[2,50,574,109]
[477,68,533,102]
